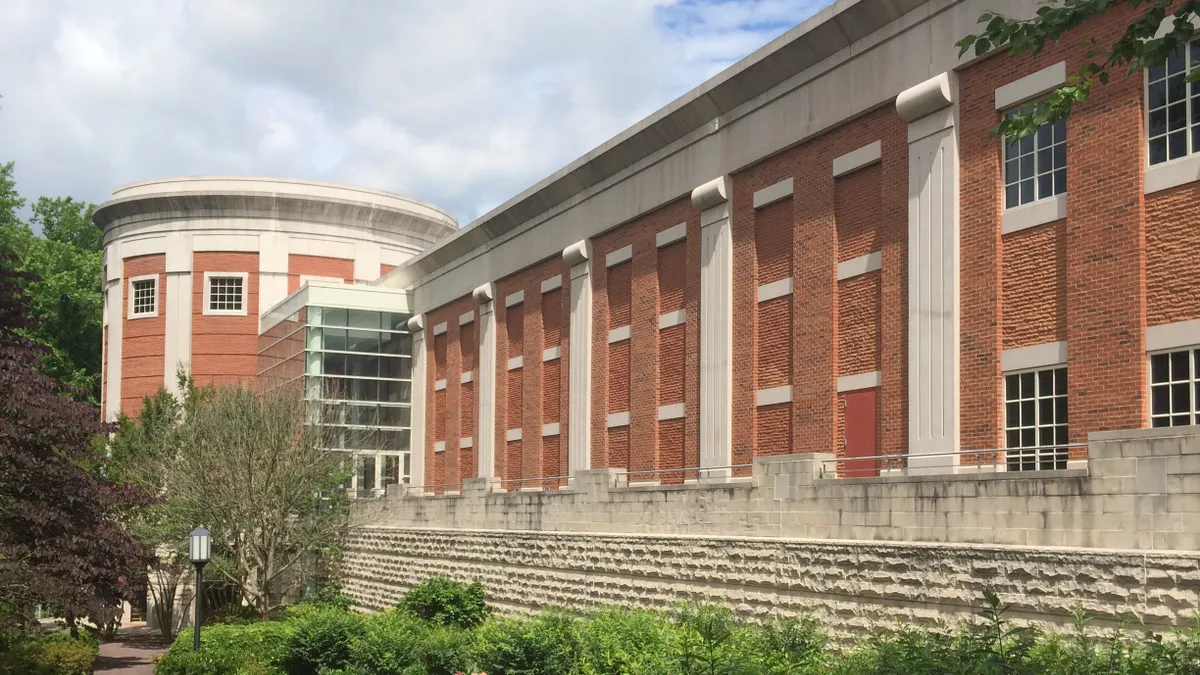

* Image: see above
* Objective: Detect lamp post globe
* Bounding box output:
[188,527,210,651]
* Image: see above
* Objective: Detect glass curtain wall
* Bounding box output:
[305,307,413,495]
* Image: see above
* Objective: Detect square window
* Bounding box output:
[1149,347,1199,427]
[1149,41,1200,165]
[1003,104,1067,208]
[206,274,246,314]
[130,276,157,317]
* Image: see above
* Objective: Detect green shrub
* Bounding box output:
[473,610,582,675]
[341,610,426,675]
[280,606,365,675]
[155,621,292,675]
[397,576,491,629]
[301,580,354,613]
[416,624,475,675]
[578,608,681,675]
[0,633,99,675]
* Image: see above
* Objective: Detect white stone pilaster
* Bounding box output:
[473,283,498,479]
[562,240,593,477]
[355,241,382,283]
[692,176,733,480]
[104,242,123,421]
[258,232,290,328]
[407,315,427,489]
[163,233,193,393]
[896,72,960,469]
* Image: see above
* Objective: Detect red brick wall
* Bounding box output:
[732,104,906,463]
[121,255,166,416]
[287,254,354,293]
[380,263,397,277]
[493,255,570,484]
[1146,184,1200,326]
[192,252,259,388]
[960,4,1147,450]
[1002,221,1067,349]
[424,295,475,489]
[837,272,881,376]
[589,197,696,479]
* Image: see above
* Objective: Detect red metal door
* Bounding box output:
[843,389,878,477]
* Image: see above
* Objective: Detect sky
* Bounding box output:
[0,0,830,229]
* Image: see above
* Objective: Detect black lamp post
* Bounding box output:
[188,527,211,651]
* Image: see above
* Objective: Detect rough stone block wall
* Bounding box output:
[348,429,1200,634]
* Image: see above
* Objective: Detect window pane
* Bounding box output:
[1040,426,1056,446]
[1039,371,1054,396]
[1174,414,1191,426]
[1039,398,1055,423]
[1053,168,1066,194]
[1150,81,1167,109]
[1056,397,1067,423]
[380,332,413,355]
[1021,400,1035,424]
[380,380,412,403]
[323,353,346,375]
[385,313,411,331]
[345,354,380,378]
[323,308,348,327]
[348,310,381,330]
[1020,179,1034,204]
[323,328,347,352]
[1153,416,1170,428]
[1152,354,1170,383]
[1020,372,1035,398]
[1052,118,1066,143]
[1170,130,1188,159]
[1005,158,1019,183]
[1006,430,1021,448]
[1152,385,1171,416]
[1169,48,1185,75]
[1005,375,1020,400]
[1036,123,1051,146]
[1172,382,1191,413]
[1020,154,1034,177]
[346,329,380,353]
[1170,102,1187,130]
[1171,350,1190,379]
[1150,137,1168,164]
[1005,184,1020,209]
[1021,429,1036,446]
[1019,134,1035,154]
[1150,109,1167,137]
[1005,402,1020,425]
[1037,174,1053,199]
[1055,426,1068,445]
[381,356,412,379]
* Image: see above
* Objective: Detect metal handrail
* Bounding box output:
[499,475,572,485]
[819,444,1086,476]
[618,464,753,481]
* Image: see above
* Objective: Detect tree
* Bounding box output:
[0,162,103,400]
[0,253,151,640]
[958,0,1199,139]
[109,378,351,623]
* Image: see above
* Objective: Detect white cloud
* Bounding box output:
[0,0,829,228]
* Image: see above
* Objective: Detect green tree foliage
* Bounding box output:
[0,162,102,400]
[397,576,491,629]
[958,0,1200,139]
[107,379,351,623]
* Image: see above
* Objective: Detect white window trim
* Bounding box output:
[127,274,159,320]
[1143,29,1200,186]
[1002,193,1067,234]
[202,271,249,316]
[752,178,793,209]
[994,62,1067,110]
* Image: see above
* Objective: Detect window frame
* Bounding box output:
[127,274,159,319]
[1144,39,1200,168]
[203,271,249,316]
[1003,365,1069,471]
[1148,346,1200,427]
[1001,103,1067,210]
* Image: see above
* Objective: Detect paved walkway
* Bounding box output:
[94,627,168,675]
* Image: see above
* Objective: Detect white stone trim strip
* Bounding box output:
[837,252,882,280]
[756,385,793,407]
[193,233,258,252]
[201,271,249,317]
[994,62,1067,110]
[659,309,686,329]
[126,274,159,320]
[434,378,447,391]
[459,311,475,325]
[656,222,687,248]
[460,371,474,384]
[506,428,522,442]
[541,275,563,293]
[658,403,685,421]
[433,322,448,336]
[752,178,794,209]
[1002,193,1066,234]
[608,325,631,343]
[542,422,560,437]
[838,370,882,392]
[543,346,561,362]
[1145,154,1200,195]
[1001,341,1067,372]
[607,411,631,428]
[1146,319,1200,352]
[434,441,446,453]
[459,436,473,449]
[833,141,882,177]
[757,277,793,303]
[506,290,525,307]
[606,245,632,267]
[508,355,523,370]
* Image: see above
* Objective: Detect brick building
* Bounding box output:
[377,0,1200,492]
[101,0,1200,495]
